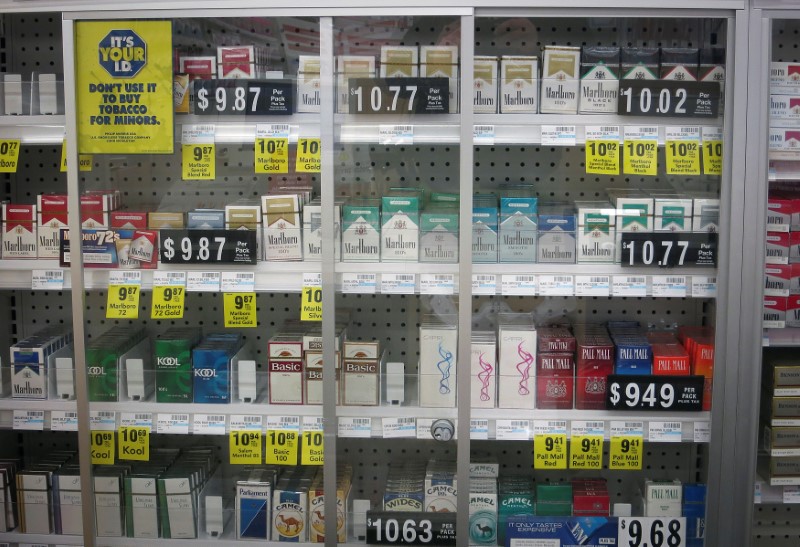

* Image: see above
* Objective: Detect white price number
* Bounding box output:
[162,235,227,262]
[610,381,675,409]
[368,517,434,544]
[618,517,686,547]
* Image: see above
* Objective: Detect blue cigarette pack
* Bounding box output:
[613,337,652,374]
[506,516,618,546]
[683,483,706,547]
[192,333,244,404]
[187,210,225,230]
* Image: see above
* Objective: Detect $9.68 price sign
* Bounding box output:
[366,512,456,546]
[160,230,258,265]
[607,375,704,411]
[618,517,686,547]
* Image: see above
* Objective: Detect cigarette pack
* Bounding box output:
[124,474,160,538]
[498,320,536,409]
[187,209,225,230]
[536,353,574,409]
[419,321,458,407]
[540,46,580,114]
[537,207,576,264]
[86,326,148,402]
[471,333,497,408]
[336,56,376,113]
[474,56,498,113]
[580,46,620,114]
[660,48,699,81]
[500,56,538,113]
[342,355,380,406]
[621,47,660,80]
[765,296,789,329]
[303,200,341,261]
[499,195,538,263]
[420,209,458,263]
[297,55,321,113]
[192,333,244,404]
[380,46,418,78]
[179,56,216,79]
[342,201,380,262]
[236,470,273,540]
[420,46,458,114]
[263,195,302,261]
[613,336,652,375]
[272,480,309,542]
[576,201,616,263]
[652,343,691,375]
[155,328,202,403]
[473,199,498,263]
[576,332,613,410]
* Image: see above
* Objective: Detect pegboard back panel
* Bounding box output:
[12,145,65,202]
[12,291,74,344]
[754,505,800,547]
[772,19,800,63]
[5,12,62,77]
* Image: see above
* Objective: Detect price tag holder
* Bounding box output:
[702,126,723,175]
[618,79,720,117]
[621,233,718,267]
[296,137,320,173]
[194,80,294,115]
[472,274,497,295]
[470,419,489,440]
[230,414,262,432]
[223,292,257,328]
[193,414,227,435]
[541,125,577,146]
[585,126,620,175]
[652,275,687,298]
[301,272,322,321]
[381,273,416,294]
[152,272,186,319]
[366,511,457,546]
[342,273,377,294]
[691,275,717,298]
[51,411,78,432]
[618,517,686,547]
[230,430,262,464]
[32,269,64,291]
[648,421,683,443]
[156,413,190,435]
[623,126,658,176]
[348,77,449,114]
[187,271,221,292]
[785,487,800,504]
[415,418,435,440]
[60,139,92,172]
[90,411,116,431]
[538,275,574,296]
[13,410,44,431]
[379,124,414,145]
[473,125,495,145]
[118,426,149,461]
[265,429,299,465]
[267,416,301,432]
[496,419,530,440]
[181,124,216,180]
[0,139,20,172]
[575,275,610,297]
[221,271,255,292]
[160,229,258,265]
[501,275,537,296]
[120,413,152,429]
[383,417,417,438]
[107,270,142,318]
[91,431,115,464]
[693,421,711,443]
[606,375,704,411]
[420,273,455,295]
[255,123,290,174]
[609,434,643,470]
[338,417,372,438]
[533,421,567,470]
[665,126,701,175]
[612,275,647,297]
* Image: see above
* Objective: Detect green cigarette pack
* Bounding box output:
[86,326,147,402]
[154,328,202,403]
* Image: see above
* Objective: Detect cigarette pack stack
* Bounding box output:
[342,200,380,262]
[425,460,457,513]
[574,326,613,410]
[644,479,682,517]
[308,464,352,543]
[383,461,425,512]
[536,326,575,409]
[679,326,715,410]
[10,325,73,400]
[272,466,315,542]
[1,202,36,259]
[472,195,499,263]
[154,327,202,403]
[536,483,572,517]
[497,314,536,409]
[609,323,652,375]
[576,201,616,263]
[341,340,380,406]
[419,317,458,407]
[192,333,245,404]
[572,478,610,516]
[471,331,497,408]
[37,194,68,259]
[86,326,149,402]
[262,194,304,262]
[498,476,535,545]
[499,189,538,263]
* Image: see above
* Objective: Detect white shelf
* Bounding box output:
[0,532,84,545]
[0,260,68,289]
[763,328,800,346]
[0,399,78,430]
[176,114,320,143]
[0,115,65,144]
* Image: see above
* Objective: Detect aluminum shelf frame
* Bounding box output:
[0,115,65,144]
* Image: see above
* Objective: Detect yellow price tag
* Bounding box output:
[665,140,700,175]
[585,139,620,175]
[609,435,643,470]
[255,137,289,174]
[301,430,324,465]
[91,431,115,465]
[570,435,603,469]
[151,285,185,319]
[533,433,567,469]
[623,139,658,176]
[702,139,723,175]
[118,426,149,461]
[106,284,140,319]
[265,430,299,465]
[223,292,257,327]
[296,138,321,173]
[229,430,262,464]
[60,140,92,172]
[182,143,215,180]
[301,286,322,321]
[0,139,20,173]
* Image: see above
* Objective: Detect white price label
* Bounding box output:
[50,411,78,432]
[648,421,683,442]
[666,126,701,141]
[624,125,659,140]
[379,124,414,145]
[230,415,262,431]
[652,275,687,297]
[538,274,574,296]
[109,270,142,286]
[267,416,301,431]
[472,274,497,295]
[416,418,434,440]
[702,126,723,142]
[610,420,644,437]
[470,419,489,440]
[541,125,577,146]
[303,416,324,432]
[571,420,606,437]
[473,125,495,145]
[90,411,116,431]
[303,272,322,287]
[382,417,416,438]
[32,269,64,290]
[496,419,530,440]
[533,420,567,436]
[618,517,686,547]
[612,275,647,296]
[120,413,152,430]
[691,276,717,298]
[186,271,220,292]
[221,271,255,292]
[257,123,290,139]
[420,273,455,295]
[381,273,416,294]
[586,125,620,140]
[575,275,610,296]
[152,271,186,287]
[501,275,537,295]
[156,413,190,434]
[193,414,227,435]
[338,417,372,438]
[784,486,800,504]
[182,124,215,144]
[13,410,44,431]
[693,421,711,443]
[341,273,377,294]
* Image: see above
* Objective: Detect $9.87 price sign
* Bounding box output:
[618,517,686,547]
[223,293,257,328]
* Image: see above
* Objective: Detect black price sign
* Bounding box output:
[193,80,294,115]
[606,375,704,411]
[366,511,456,546]
[348,78,449,114]
[159,229,257,265]
[618,80,720,118]
[621,233,718,268]
[618,517,687,547]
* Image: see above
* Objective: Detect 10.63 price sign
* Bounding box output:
[619,517,686,547]
[366,512,456,546]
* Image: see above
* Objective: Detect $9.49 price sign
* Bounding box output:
[107,285,140,319]
[618,517,686,547]
[223,293,257,328]
[229,430,262,464]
